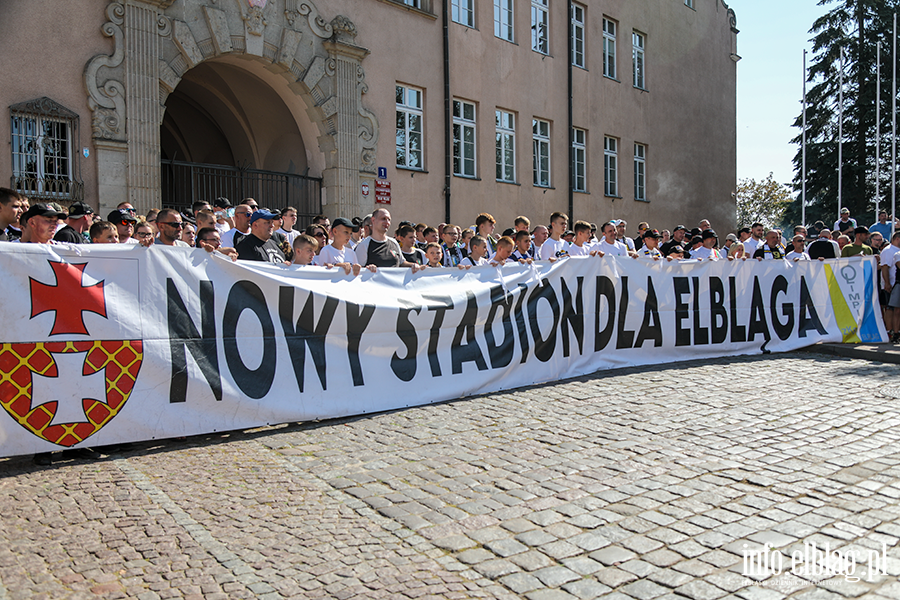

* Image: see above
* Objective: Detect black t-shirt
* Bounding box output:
[365,238,403,267]
[807,239,837,260]
[5,226,21,241]
[836,220,855,234]
[54,224,85,244]
[403,249,425,265]
[236,234,286,263]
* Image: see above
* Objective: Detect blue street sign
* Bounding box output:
[377,167,387,180]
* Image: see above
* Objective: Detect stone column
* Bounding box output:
[323,18,371,220]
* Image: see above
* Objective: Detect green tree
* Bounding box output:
[736,174,792,229]
[788,0,900,227]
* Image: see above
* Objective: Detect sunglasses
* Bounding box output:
[159,221,185,229]
[136,232,153,238]
[313,232,326,238]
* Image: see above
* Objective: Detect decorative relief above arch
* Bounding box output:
[284,0,333,37]
[84,2,126,141]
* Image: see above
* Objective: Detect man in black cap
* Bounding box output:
[691,230,720,261]
[107,208,139,244]
[54,201,94,244]
[236,209,287,263]
[638,229,663,259]
[17,203,66,244]
[841,226,873,257]
[661,225,689,257]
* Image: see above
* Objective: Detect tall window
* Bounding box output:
[633,31,645,89]
[571,3,585,68]
[685,0,694,8]
[603,18,617,79]
[453,99,476,177]
[10,97,81,200]
[494,0,514,41]
[452,0,474,27]
[531,0,549,54]
[572,128,586,192]
[533,119,550,187]
[396,84,423,169]
[404,0,422,8]
[604,136,618,197]
[496,110,516,182]
[634,143,646,201]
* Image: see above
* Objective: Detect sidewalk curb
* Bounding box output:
[799,342,900,364]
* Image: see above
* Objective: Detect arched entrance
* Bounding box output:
[84,0,378,219]
[160,57,322,219]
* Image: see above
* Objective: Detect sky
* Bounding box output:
[730,0,822,187]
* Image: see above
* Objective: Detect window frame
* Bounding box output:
[633,31,646,89]
[634,143,646,201]
[685,0,694,8]
[494,0,514,42]
[604,135,618,197]
[452,0,474,28]
[572,128,586,192]
[532,118,551,187]
[531,0,549,55]
[571,3,585,69]
[396,84,424,170]
[603,17,617,80]
[495,109,517,183]
[453,99,477,178]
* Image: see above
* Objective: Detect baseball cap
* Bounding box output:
[250,209,278,224]
[107,208,138,223]
[738,226,751,235]
[854,226,869,235]
[673,225,687,232]
[841,207,850,214]
[22,203,66,223]
[67,201,94,218]
[332,217,360,232]
[702,229,718,240]
[642,229,662,239]
[214,197,232,209]
[725,233,738,242]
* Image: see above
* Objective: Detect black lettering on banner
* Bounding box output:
[594,276,616,352]
[223,281,276,399]
[513,283,531,363]
[167,279,222,404]
[391,301,421,382]
[451,291,488,374]
[729,277,747,343]
[673,277,691,347]
[709,277,728,344]
[635,276,662,348]
[560,277,585,357]
[798,276,828,337]
[484,285,515,369]
[770,275,794,341]
[616,277,635,349]
[278,287,338,393]
[423,295,453,377]
[346,302,376,386]
[747,276,771,343]
[691,277,709,346]
[528,279,561,362]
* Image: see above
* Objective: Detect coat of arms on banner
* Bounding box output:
[0,261,142,447]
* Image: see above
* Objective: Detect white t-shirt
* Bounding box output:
[618,237,636,252]
[882,244,900,286]
[461,255,488,267]
[279,227,300,246]
[315,244,359,266]
[743,237,763,256]
[785,250,810,261]
[220,227,248,248]
[539,238,570,260]
[567,243,593,257]
[596,239,628,257]
[215,221,231,234]
[691,246,719,261]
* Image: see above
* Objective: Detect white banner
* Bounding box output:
[0,243,885,457]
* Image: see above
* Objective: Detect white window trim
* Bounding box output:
[532,118,551,187]
[603,18,617,80]
[572,128,586,192]
[604,136,618,197]
[634,143,646,201]
[494,0,514,42]
[531,0,549,55]
[396,84,424,170]
[452,0,474,27]
[633,31,646,89]
[571,3,585,69]
[685,0,694,8]
[453,99,477,178]
[496,109,516,183]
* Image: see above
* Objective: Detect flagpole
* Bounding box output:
[838,47,844,222]
[893,13,897,238]
[802,49,807,228]
[876,41,881,222]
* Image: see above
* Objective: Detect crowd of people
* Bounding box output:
[3,188,899,338]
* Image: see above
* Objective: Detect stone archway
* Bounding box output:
[84,0,378,218]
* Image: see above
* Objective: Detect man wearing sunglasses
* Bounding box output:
[107,208,139,244]
[236,209,287,263]
[154,208,191,247]
[220,199,256,248]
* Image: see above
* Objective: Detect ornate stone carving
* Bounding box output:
[243,4,267,36]
[84,2,126,141]
[356,66,378,174]
[719,0,738,32]
[330,15,356,43]
[284,0,333,38]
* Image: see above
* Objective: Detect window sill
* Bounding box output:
[534,184,554,190]
[605,194,622,199]
[603,74,620,83]
[454,174,481,181]
[533,49,552,58]
[397,166,429,174]
[573,64,588,72]
[494,36,518,45]
[634,197,650,203]
[574,189,589,194]
[497,179,521,186]
[634,85,649,93]
[375,0,437,19]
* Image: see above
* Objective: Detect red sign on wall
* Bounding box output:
[375,180,391,205]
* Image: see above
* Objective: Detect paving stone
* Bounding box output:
[595,566,639,588]
[499,572,543,594]
[509,550,554,571]
[517,529,559,547]
[562,579,613,599]
[675,580,728,600]
[485,537,529,558]
[619,579,671,599]
[590,546,638,566]
[532,565,581,587]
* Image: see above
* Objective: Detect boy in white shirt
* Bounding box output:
[489,236,516,265]
[567,220,595,257]
[460,235,489,268]
[539,211,570,261]
[314,217,374,275]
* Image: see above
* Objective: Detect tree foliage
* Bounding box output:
[737,174,792,229]
[788,0,900,228]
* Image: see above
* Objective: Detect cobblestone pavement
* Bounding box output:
[3,353,900,600]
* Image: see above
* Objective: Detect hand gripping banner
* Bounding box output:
[0,243,885,457]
